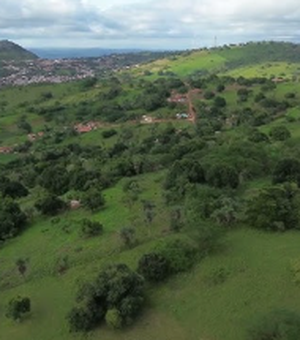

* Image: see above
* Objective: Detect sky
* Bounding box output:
[0,0,300,50]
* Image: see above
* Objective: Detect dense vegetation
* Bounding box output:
[2,41,300,340]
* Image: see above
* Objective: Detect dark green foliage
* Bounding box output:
[216,84,225,92]
[67,306,96,332]
[35,194,66,216]
[154,236,197,273]
[39,165,69,195]
[0,178,28,198]
[102,129,117,139]
[17,119,32,133]
[204,91,215,100]
[206,163,239,189]
[213,96,227,108]
[246,183,300,231]
[273,159,300,185]
[165,159,206,200]
[0,199,27,240]
[80,219,103,237]
[138,252,170,282]
[249,310,300,340]
[82,189,105,212]
[69,264,144,332]
[285,92,296,99]
[248,129,269,143]
[269,125,291,141]
[6,296,31,321]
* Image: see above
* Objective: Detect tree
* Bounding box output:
[40,165,69,195]
[206,163,239,189]
[138,252,170,282]
[35,194,66,216]
[273,158,300,185]
[69,264,145,332]
[269,125,291,141]
[6,296,31,321]
[214,96,227,108]
[0,199,27,240]
[246,183,300,231]
[1,180,28,198]
[82,188,105,212]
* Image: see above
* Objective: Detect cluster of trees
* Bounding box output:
[68,264,144,331]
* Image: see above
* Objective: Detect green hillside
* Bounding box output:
[0,40,38,61]
[3,43,300,340]
[136,41,300,79]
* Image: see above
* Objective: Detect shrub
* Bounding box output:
[269,125,291,141]
[138,252,170,282]
[119,227,136,248]
[35,194,66,216]
[273,158,300,185]
[248,310,300,340]
[67,307,96,332]
[80,219,103,237]
[105,309,123,329]
[102,129,117,139]
[6,296,31,321]
[82,189,105,212]
[154,236,197,273]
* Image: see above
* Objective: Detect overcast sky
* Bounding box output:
[0,0,300,49]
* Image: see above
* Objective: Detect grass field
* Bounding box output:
[3,224,300,340]
[223,62,300,79]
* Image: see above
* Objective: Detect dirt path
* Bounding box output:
[186,89,199,125]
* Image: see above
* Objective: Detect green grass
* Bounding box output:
[223,62,300,79]
[3,226,300,340]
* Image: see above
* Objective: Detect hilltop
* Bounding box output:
[135,41,300,79]
[0,40,38,61]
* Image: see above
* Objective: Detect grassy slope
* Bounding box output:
[3,226,300,340]
[134,43,300,79]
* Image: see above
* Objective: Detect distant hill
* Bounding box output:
[30,47,144,59]
[0,40,38,61]
[135,41,300,78]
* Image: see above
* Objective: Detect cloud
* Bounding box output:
[0,0,299,48]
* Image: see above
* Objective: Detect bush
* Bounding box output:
[35,195,66,216]
[80,219,103,237]
[82,189,105,212]
[138,252,170,282]
[154,236,197,273]
[249,310,300,340]
[246,183,300,231]
[269,125,291,141]
[102,129,117,139]
[105,309,123,329]
[67,307,96,332]
[273,158,300,185]
[119,227,136,248]
[6,296,31,321]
